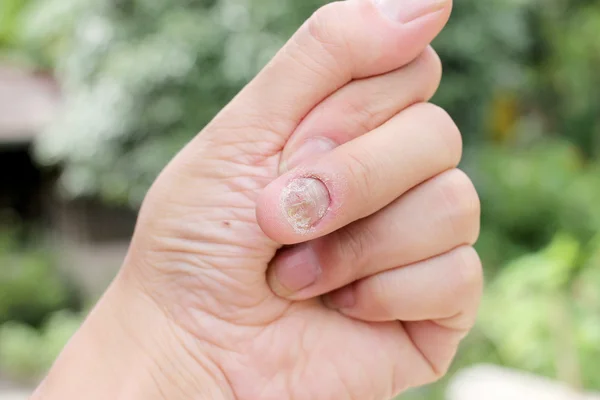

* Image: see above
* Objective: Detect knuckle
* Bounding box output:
[436,169,481,243]
[419,103,463,165]
[307,4,338,46]
[452,246,484,300]
[304,4,349,64]
[413,47,443,101]
[344,149,379,208]
[368,274,393,316]
[344,95,384,133]
[286,3,350,83]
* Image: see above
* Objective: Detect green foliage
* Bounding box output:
[480,233,600,389]
[482,234,581,376]
[465,140,600,271]
[0,0,55,67]
[0,226,82,381]
[528,2,600,158]
[0,0,30,58]
[465,141,600,390]
[433,0,533,144]
[0,229,77,326]
[0,310,82,382]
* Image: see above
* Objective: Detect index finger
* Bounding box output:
[256,103,462,244]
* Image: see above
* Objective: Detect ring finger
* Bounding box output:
[324,245,483,327]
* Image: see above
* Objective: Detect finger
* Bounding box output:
[256,103,462,244]
[205,0,452,148]
[324,246,483,380]
[268,169,480,298]
[279,47,443,173]
[323,246,483,326]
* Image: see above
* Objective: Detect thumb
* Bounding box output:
[201,0,452,153]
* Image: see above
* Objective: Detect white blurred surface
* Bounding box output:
[0,390,30,400]
[0,66,60,144]
[447,365,600,400]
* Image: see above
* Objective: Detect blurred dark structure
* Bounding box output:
[0,67,57,224]
[0,66,133,296]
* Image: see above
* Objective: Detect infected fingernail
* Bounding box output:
[270,244,321,295]
[280,137,338,174]
[281,178,330,234]
[374,0,447,23]
[324,285,356,309]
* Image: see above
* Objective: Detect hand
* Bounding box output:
[34,0,482,399]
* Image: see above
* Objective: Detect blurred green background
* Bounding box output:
[1,0,600,398]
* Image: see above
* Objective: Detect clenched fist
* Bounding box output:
[33,0,482,399]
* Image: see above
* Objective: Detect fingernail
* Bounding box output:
[324,285,356,309]
[374,0,447,23]
[280,137,338,174]
[270,244,321,295]
[281,178,330,233]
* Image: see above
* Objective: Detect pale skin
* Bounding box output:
[32,0,482,399]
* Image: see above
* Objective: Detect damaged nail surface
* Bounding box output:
[281,178,330,233]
